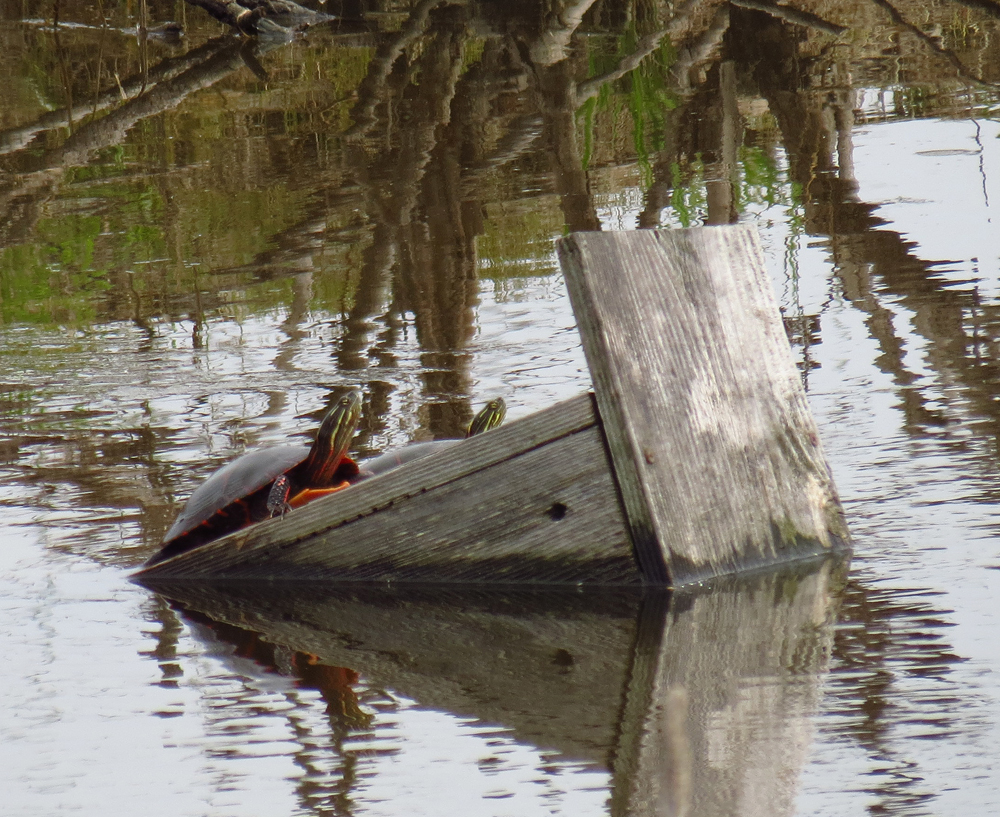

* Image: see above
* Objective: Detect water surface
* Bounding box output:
[4,1,1000,814]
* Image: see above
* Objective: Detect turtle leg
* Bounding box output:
[287,481,351,508]
[266,474,293,517]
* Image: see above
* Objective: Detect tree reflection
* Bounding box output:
[3,5,1000,809]
[825,579,965,814]
[4,0,1000,503]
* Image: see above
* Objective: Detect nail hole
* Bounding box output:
[547,502,568,521]
[552,648,574,667]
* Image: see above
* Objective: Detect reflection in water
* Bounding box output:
[3,0,1000,813]
[823,580,964,813]
[181,611,373,815]
[142,556,845,817]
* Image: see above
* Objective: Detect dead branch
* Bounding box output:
[728,0,847,37]
[345,0,458,138]
[183,0,333,35]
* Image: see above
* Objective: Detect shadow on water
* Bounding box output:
[141,555,853,816]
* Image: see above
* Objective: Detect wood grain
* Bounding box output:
[558,226,850,585]
[139,392,641,583]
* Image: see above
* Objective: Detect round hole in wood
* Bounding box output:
[547,502,568,521]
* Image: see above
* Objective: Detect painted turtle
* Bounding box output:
[147,391,363,565]
[353,397,506,480]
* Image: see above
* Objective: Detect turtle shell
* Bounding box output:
[351,399,506,481]
[167,446,309,540]
[352,440,456,480]
[149,445,310,565]
[147,392,363,567]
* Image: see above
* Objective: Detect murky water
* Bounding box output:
[4,1,1000,814]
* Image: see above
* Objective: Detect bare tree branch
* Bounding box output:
[729,0,847,37]
[869,0,995,87]
[183,0,333,35]
[528,0,600,67]
[345,0,459,137]
[577,29,671,103]
[0,36,206,155]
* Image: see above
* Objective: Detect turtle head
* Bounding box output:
[306,391,363,484]
[467,397,506,437]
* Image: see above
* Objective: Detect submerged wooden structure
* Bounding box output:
[138,225,850,587]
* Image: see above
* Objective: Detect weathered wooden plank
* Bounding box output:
[138,392,640,583]
[558,226,850,585]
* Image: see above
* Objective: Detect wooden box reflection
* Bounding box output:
[142,554,846,816]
